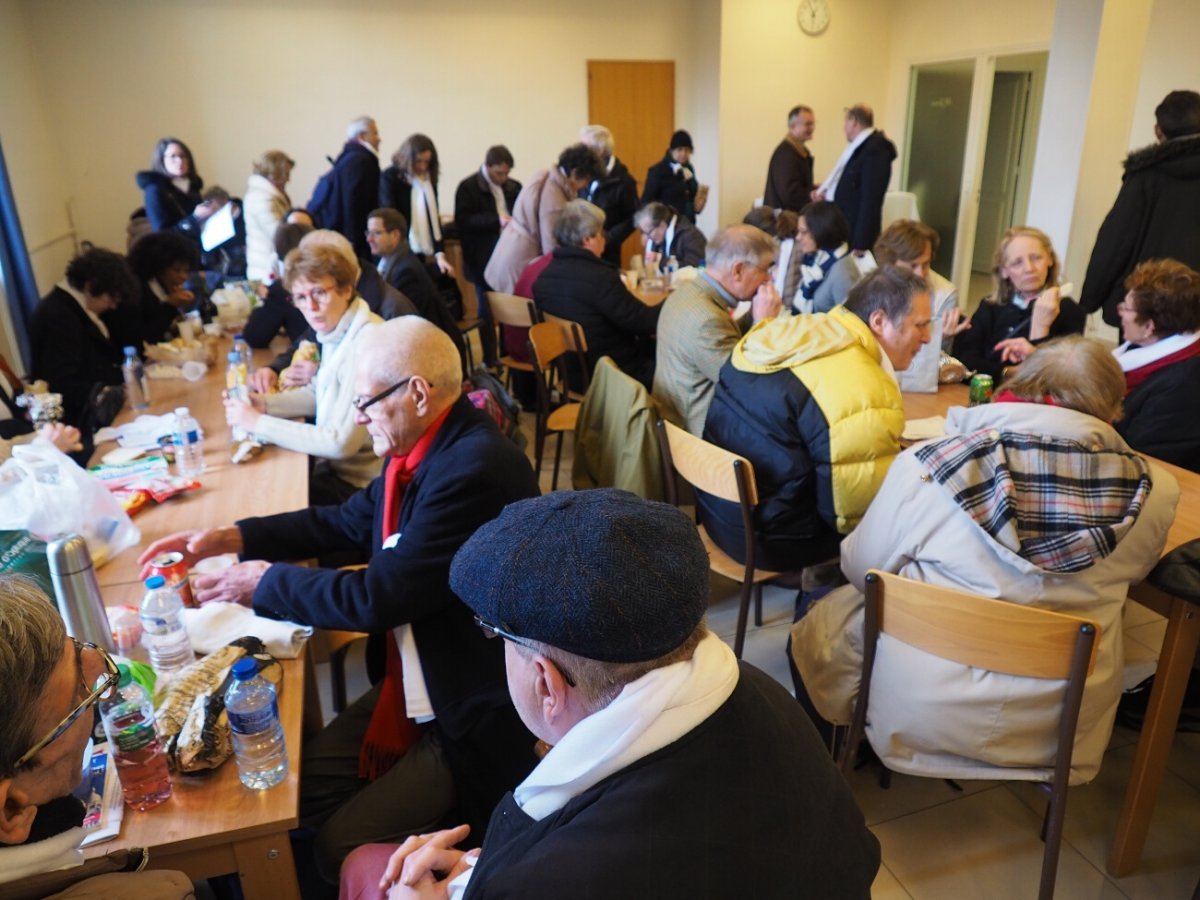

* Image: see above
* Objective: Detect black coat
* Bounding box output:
[464,663,880,900]
[763,139,814,212]
[532,247,660,389]
[309,141,380,259]
[641,152,699,223]
[454,170,522,284]
[1115,353,1200,473]
[379,167,445,256]
[104,279,181,350]
[700,361,844,571]
[647,217,707,268]
[951,294,1087,380]
[1080,135,1200,326]
[29,287,123,428]
[584,158,638,266]
[833,131,897,252]
[136,170,203,234]
[239,397,541,834]
[378,251,467,367]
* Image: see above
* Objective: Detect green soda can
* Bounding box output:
[969,373,994,406]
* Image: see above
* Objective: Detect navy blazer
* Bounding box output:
[454,170,522,284]
[833,131,897,252]
[311,141,380,259]
[29,286,123,427]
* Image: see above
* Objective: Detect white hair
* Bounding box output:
[579,124,614,160]
[346,115,376,141]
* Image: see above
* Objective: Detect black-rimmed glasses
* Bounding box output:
[353,377,415,413]
[15,640,120,769]
[474,615,577,687]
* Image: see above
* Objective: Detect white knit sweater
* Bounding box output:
[255,297,383,487]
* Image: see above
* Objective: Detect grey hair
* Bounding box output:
[579,124,614,159]
[346,115,375,141]
[1001,336,1126,423]
[554,199,606,248]
[0,575,67,779]
[360,316,463,399]
[634,202,673,232]
[843,266,926,328]
[704,224,778,273]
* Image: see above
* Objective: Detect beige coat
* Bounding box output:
[652,274,749,435]
[483,167,574,294]
[243,173,289,282]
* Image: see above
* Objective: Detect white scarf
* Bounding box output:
[587,155,617,199]
[1113,331,1200,372]
[514,631,739,821]
[408,175,442,256]
[822,127,874,201]
[481,165,507,219]
[669,161,694,182]
[0,826,85,885]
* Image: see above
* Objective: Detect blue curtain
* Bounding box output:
[0,138,38,371]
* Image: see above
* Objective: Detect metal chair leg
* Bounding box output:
[552,432,566,491]
[754,582,764,627]
[733,578,753,659]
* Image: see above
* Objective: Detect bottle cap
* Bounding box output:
[232,657,258,680]
[144,575,166,589]
[228,351,241,363]
[175,406,190,416]
[124,346,137,355]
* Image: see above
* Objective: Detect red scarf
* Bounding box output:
[993,390,1059,407]
[1122,339,1200,393]
[358,404,454,781]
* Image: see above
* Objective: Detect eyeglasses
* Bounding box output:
[1115,301,1137,315]
[15,640,120,770]
[353,376,415,413]
[364,228,392,239]
[291,285,337,309]
[474,615,577,687]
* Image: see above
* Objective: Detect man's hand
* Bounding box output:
[280,359,317,389]
[192,560,270,606]
[138,526,244,579]
[434,253,456,278]
[750,281,783,322]
[994,337,1036,365]
[249,367,279,394]
[1029,286,1061,341]
[379,825,476,897]
[810,187,825,202]
[941,307,972,339]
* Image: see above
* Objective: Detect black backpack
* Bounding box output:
[465,366,526,451]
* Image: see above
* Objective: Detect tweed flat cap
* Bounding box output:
[450,489,709,663]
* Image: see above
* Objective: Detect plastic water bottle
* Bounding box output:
[226,351,250,443]
[225,657,289,790]
[122,346,150,411]
[232,333,254,376]
[665,255,680,286]
[139,575,194,677]
[100,663,172,810]
[173,406,205,479]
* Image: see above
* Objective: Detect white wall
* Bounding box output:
[15,0,721,253]
[1128,0,1200,154]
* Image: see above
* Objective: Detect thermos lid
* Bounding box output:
[46,534,93,577]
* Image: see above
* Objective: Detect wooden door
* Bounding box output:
[587,60,675,267]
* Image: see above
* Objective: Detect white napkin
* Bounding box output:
[902,416,946,442]
[181,602,312,658]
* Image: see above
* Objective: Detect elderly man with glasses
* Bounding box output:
[0,576,192,896]
[140,315,541,887]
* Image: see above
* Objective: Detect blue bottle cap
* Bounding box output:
[124,346,137,355]
[144,575,166,589]
[228,351,241,363]
[232,657,259,680]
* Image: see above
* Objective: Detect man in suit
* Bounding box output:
[139,316,541,885]
[1080,89,1200,330]
[366,208,467,368]
[454,145,522,367]
[814,104,897,254]
[652,225,782,435]
[309,115,382,259]
[763,105,816,213]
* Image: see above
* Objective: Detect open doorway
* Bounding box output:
[901,50,1047,312]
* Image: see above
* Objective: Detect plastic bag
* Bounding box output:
[0,440,140,567]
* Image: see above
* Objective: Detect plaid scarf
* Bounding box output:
[914,428,1151,573]
[796,243,848,312]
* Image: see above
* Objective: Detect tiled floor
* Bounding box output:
[311,405,1200,899]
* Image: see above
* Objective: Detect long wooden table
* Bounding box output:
[902,384,1200,877]
[84,342,309,898]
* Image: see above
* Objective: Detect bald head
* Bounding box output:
[360,316,463,402]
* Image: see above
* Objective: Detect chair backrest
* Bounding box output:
[527,321,571,371]
[487,291,538,328]
[656,418,759,507]
[864,570,1100,679]
[444,240,477,319]
[542,313,588,353]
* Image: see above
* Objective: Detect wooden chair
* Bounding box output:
[526,321,582,491]
[540,312,590,401]
[486,291,539,389]
[444,240,482,369]
[843,570,1100,900]
[655,418,801,658]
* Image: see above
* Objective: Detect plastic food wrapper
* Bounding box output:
[276,340,319,392]
[145,336,218,367]
[939,352,971,384]
[110,487,152,517]
[88,453,169,488]
[231,440,263,465]
[0,443,139,566]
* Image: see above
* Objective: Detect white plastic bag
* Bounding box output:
[0,440,140,566]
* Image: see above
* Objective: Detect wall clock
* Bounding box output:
[797,0,830,35]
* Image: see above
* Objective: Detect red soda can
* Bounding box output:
[150,551,195,608]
